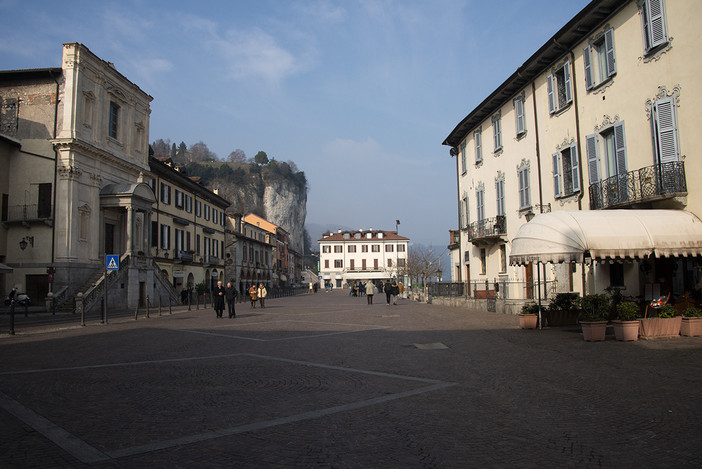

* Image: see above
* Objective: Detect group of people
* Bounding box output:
[350,279,401,306]
[212,281,268,318]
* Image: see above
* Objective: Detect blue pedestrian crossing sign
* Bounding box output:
[106,255,119,270]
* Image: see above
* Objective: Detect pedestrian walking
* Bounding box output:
[365,279,376,305]
[249,284,258,308]
[258,283,267,308]
[225,281,237,318]
[308,282,313,294]
[384,281,393,306]
[213,280,225,318]
[392,280,399,305]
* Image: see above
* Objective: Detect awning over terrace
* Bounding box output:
[509,210,702,265]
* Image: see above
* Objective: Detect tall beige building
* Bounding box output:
[444,0,702,312]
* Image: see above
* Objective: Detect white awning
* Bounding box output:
[0,263,13,273]
[510,210,702,265]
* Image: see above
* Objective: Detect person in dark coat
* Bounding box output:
[384,281,393,306]
[225,281,237,318]
[213,280,226,318]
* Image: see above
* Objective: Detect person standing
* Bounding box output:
[213,280,226,318]
[384,281,393,306]
[391,280,399,305]
[258,283,267,308]
[365,279,376,305]
[308,282,313,294]
[249,284,258,308]
[225,281,237,318]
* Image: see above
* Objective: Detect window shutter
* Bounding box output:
[570,144,580,192]
[583,46,593,90]
[563,61,572,104]
[653,97,679,164]
[604,28,616,77]
[515,97,525,134]
[552,153,562,197]
[586,134,600,184]
[475,130,482,163]
[547,74,556,113]
[645,0,667,51]
[613,122,627,176]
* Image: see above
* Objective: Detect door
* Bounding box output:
[525,262,534,299]
[104,223,115,255]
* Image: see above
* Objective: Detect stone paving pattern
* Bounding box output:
[1,290,702,468]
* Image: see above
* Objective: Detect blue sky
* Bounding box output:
[1,0,589,249]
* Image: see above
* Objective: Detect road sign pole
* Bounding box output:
[104,253,108,324]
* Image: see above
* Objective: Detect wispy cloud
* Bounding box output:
[296,0,346,24]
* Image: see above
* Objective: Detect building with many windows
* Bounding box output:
[243,213,298,286]
[224,213,275,295]
[148,156,229,299]
[318,229,409,289]
[444,0,702,311]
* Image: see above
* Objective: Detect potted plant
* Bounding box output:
[612,301,640,341]
[639,304,682,338]
[195,281,207,301]
[681,307,702,337]
[580,294,610,342]
[544,292,581,327]
[519,303,539,329]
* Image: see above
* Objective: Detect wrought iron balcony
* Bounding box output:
[468,215,507,244]
[3,204,53,225]
[173,250,194,263]
[589,162,687,210]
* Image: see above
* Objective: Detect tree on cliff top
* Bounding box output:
[254,151,269,165]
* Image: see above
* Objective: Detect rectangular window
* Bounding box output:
[480,248,486,275]
[185,195,192,213]
[151,221,158,247]
[500,245,507,273]
[372,245,380,253]
[496,179,505,217]
[108,101,120,139]
[553,144,580,198]
[642,0,668,53]
[160,183,171,205]
[603,122,627,178]
[160,224,170,250]
[398,258,406,267]
[374,259,379,269]
[547,61,572,114]
[174,228,183,252]
[196,234,201,254]
[325,259,329,268]
[387,259,393,268]
[651,97,679,164]
[362,245,368,253]
[334,259,343,268]
[348,245,357,253]
[195,200,201,217]
[175,189,183,209]
[460,141,467,174]
[476,188,485,222]
[492,113,502,151]
[518,166,531,209]
[362,259,367,269]
[514,96,526,136]
[204,205,210,221]
[334,245,343,253]
[474,129,482,164]
[584,28,616,90]
[586,134,600,185]
[37,183,52,218]
[212,209,218,225]
[349,259,355,270]
[322,245,331,253]
[385,244,394,253]
[397,244,405,252]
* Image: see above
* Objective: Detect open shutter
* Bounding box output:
[604,28,616,77]
[613,122,627,176]
[654,97,679,163]
[583,46,593,90]
[547,74,555,114]
[553,153,562,198]
[570,144,580,193]
[586,134,600,184]
[564,61,572,104]
[515,97,525,135]
[645,0,667,51]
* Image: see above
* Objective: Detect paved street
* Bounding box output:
[1,290,701,468]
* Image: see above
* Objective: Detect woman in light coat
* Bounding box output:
[365,280,376,305]
[258,283,267,308]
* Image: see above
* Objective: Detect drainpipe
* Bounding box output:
[450,146,463,286]
[49,69,60,292]
[530,80,545,321]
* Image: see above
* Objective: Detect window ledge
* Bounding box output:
[590,76,615,94]
[643,38,673,63]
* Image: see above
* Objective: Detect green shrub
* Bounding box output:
[657,304,677,318]
[580,294,610,322]
[548,292,581,312]
[616,301,640,321]
[682,307,702,317]
[521,303,540,315]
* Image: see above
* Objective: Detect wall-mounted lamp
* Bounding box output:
[19,236,34,250]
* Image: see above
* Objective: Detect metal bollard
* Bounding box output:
[188,292,191,311]
[169,299,172,315]
[196,295,200,310]
[134,302,139,320]
[9,301,15,335]
[158,296,162,316]
[146,296,151,318]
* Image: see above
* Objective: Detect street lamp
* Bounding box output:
[19,236,34,250]
[436,269,442,282]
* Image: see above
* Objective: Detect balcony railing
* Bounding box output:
[468,215,506,243]
[4,204,53,223]
[589,162,687,210]
[173,250,194,263]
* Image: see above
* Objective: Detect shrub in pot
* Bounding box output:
[580,294,610,341]
[640,303,681,338]
[613,301,640,341]
[545,292,581,327]
[519,303,539,329]
[681,307,702,337]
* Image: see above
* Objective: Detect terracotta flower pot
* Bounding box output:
[612,320,639,341]
[639,316,681,338]
[681,317,702,337]
[581,321,608,341]
[518,313,538,329]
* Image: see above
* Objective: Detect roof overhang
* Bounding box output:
[509,210,702,265]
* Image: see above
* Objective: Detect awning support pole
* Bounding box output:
[537,261,542,329]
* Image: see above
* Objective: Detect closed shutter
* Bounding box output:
[515,97,525,134]
[583,46,593,90]
[586,134,600,184]
[570,144,580,193]
[553,153,562,197]
[613,122,627,176]
[564,61,572,104]
[645,0,667,51]
[547,74,556,113]
[653,98,679,163]
[604,28,616,77]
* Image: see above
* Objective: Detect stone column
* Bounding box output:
[126,206,134,255]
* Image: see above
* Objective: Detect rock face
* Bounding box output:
[212,175,307,253]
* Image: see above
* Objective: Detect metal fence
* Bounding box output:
[428,280,556,301]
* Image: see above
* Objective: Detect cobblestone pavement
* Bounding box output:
[1,291,702,468]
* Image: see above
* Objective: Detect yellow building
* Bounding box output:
[444,0,702,312]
